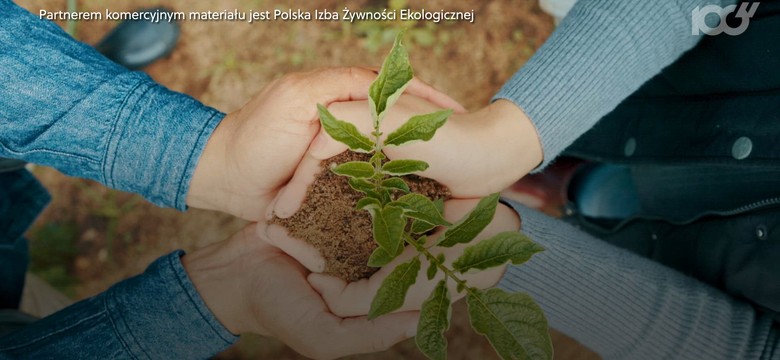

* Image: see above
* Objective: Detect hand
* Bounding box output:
[182,224,420,360]
[261,196,522,317]
[311,200,522,317]
[186,67,465,220]
[306,97,543,199]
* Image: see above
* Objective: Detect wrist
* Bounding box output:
[186,112,236,212]
[436,100,543,196]
[483,99,543,175]
[181,228,267,336]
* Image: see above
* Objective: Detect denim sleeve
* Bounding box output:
[0,251,238,359]
[0,1,223,210]
[0,170,50,309]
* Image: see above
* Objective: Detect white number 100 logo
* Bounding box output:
[692,2,759,36]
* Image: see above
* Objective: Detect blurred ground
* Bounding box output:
[16,0,599,359]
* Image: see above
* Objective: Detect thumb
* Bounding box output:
[308,127,348,161]
[333,311,420,356]
[309,273,372,317]
[260,223,326,273]
[405,77,467,113]
[301,67,378,105]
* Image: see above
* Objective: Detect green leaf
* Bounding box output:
[356,197,382,212]
[331,161,375,178]
[385,110,452,147]
[369,257,421,319]
[438,193,500,247]
[349,178,382,200]
[453,232,544,273]
[397,193,450,227]
[367,243,404,267]
[412,219,437,234]
[318,104,373,152]
[382,159,429,176]
[370,150,386,164]
[412,197,446,234]
[413,235,428,246]
[467,289,552,360]
[434,198,445,214]
[372,205,406,254]
[416,280,452,360]
[368,32,414,124]
[426,255,440,280]
[382,178,410,193]
[349,178,374,192]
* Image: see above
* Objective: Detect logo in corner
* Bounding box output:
[692,2,759,36]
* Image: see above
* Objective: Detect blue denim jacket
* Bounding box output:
[0,1,237,358]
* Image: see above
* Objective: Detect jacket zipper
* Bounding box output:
[713,197,780,217]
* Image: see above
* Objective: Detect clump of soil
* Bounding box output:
[271,152,450,282]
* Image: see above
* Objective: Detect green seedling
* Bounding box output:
[318,32,552,360]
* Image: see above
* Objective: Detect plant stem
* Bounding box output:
[369,107,473,294]
[370,118,386,200]
[404,235,469,291]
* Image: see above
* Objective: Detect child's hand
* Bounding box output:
[307,97,543,199]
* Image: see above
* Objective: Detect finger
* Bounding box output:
[308,127,349,161]
[309,238,425,317]
[272,153,323,218]
[264,192,280,221]
[310,201,493,315]
[308,273,373,317]
[301,67,380,105]
[355,65,465,113]
[308,101,371,160]
[405,77,467,113]
[327,311,419,357]
[263,224,326,272]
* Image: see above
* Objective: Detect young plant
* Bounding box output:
[317,33,552,360]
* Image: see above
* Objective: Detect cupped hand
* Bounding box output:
[186,67,464,221]
[183,224,421,360]
[258,95,538,270]
[261,195,522,318]
[305,97,543,199]
[311,200,522,318]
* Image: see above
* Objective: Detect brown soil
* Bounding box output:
[271,151,450,282]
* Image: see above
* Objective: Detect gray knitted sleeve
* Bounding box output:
[493,0,736,169]
[500,201,780,359]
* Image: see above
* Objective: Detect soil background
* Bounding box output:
[16,0,600,359]
[271,152,451,282]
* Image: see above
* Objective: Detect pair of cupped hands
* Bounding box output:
[183,67,541,359]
